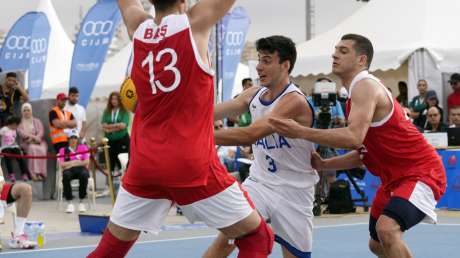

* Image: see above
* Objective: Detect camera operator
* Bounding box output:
[307,78,345,188]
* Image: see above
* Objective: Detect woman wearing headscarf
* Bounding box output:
[17,103,48,180]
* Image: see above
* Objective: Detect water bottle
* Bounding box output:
[36,222,45,248]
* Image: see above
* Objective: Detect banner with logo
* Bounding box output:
[69,0,121,107]
[28,14,51,100]
[0,12,50,100]
[221,7,251,101]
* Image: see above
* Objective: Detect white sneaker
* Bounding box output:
[78,203,87,213]
[65,203,75,213]
[8,233,36,249]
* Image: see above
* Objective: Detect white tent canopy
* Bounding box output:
[293,0,460,100]
[38,0,74,96]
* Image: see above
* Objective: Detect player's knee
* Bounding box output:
[234,220,274,258]
[15,183,32,199]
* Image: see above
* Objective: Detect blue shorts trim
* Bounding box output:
[275,235,311,258]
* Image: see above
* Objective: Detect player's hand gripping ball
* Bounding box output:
[120,77,137,112]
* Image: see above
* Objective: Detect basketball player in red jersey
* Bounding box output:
[269,34,446,258]
[87,1,274,257]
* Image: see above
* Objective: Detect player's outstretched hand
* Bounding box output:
[310,152,324,171]
[268,117,305,139]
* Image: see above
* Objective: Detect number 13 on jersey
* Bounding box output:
[141,48,181,94]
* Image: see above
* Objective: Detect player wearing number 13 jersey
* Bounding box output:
[88,1,274,258]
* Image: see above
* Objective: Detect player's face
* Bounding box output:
[256,51,287,88]
[332,40,364,77]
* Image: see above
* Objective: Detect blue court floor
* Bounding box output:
[0,223,458,258]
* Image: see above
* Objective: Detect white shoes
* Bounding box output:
[8,233,36,249]
[65,203,75,213]
[78,203,87,213]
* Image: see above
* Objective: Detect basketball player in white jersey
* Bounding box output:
[204,35,318,258]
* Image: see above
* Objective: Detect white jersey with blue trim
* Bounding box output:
[249,83,319,189]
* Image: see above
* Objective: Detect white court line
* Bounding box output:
[1,222,459,255]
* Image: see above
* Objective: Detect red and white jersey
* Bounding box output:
[123,14,227,190]
[345,71,446,200]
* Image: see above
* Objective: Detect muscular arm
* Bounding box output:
[118,0,151,39]
[314,150,363,171]
[215,92,312,146]
[214,87,260,121]
[269,80,377,149]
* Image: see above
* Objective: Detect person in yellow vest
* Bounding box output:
[48,93,76,153]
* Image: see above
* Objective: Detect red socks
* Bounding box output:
[87,229,138,258]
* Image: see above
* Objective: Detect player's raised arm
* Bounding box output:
[118,0,151,39]
[188,0,236,35]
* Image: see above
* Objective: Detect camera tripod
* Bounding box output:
[313,145,369,216]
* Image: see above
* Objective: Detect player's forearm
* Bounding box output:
[300,127,363,150]
[321,150,363,171]
[215,128,254,146]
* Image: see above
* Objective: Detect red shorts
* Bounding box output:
[0,183,13,203]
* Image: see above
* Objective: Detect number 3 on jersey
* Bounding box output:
[265,155,277,173]
[141,48,181,94]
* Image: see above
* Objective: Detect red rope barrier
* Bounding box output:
[0,148,95,159]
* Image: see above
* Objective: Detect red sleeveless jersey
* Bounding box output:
[345,71,446,200]
[123,15,226,189]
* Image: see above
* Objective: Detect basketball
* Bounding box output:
[120,77,138,112]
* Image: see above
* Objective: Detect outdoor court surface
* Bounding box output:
[0,220,458,258]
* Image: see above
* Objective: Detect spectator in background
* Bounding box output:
[449,106,460,127]
[0,72,28,117]
[410,79,428,127]
[424,106,447,133]
[58,130,90,213]
[49,93,76,153]
[17,103,48,181]
[447,73,460,112]
[0,116,31,182]
[237,78,253,127]
[101,92,130,175]
[396,81,408,107]
[64,87,87,140]
[416,90,443,129]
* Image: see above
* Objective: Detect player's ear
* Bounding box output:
[178,0,187,13]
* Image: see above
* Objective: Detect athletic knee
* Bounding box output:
[234,220,274,258]
[14,183,32,199]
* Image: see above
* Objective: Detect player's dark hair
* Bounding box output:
[256,35,297,74]
[341,34,374,69]
[242,78,252,86]
[149,0,180,11]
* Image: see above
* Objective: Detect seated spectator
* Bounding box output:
[449,106,460,127]
[447,73,460,113]
[0,116,31,182]
[0,175,36,249]
[396,81,408,107]
[101,92,130,175]
[58,130,90,213]
[17,103,48,181]
[415,90,443,129]
[424,106,447,133]
[0,72,28,117]
[409,79,428,127]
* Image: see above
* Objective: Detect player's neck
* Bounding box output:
[264,78,290,100]
[155,9,182,24]
[341,68,367,90]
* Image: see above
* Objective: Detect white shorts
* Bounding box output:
[110,183,253,233]
[242,177,315,253]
